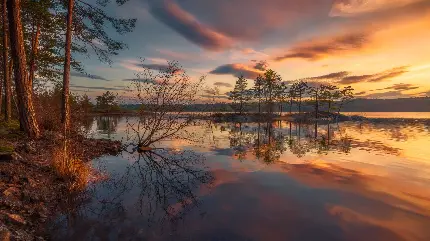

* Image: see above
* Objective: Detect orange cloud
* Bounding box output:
[275,32,371,61]
[330,0,425,17]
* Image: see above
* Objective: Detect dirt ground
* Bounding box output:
[0,124,121,241]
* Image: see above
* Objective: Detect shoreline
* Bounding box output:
[0,126,122,241]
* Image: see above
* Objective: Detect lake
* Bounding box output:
[50,113,430,241]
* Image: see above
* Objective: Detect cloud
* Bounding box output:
[174,0,331,40]
[361,90,408,99]
[199,95,229,99]
[275,32,370,61]
[338,66,409,84]
[295,66,409,85]
[307,71,350,81]
[330,0,424,17]
[214,82,232,88]
[209,63,264,79]
[253,61,268,71]
[138,63,183,73]
[70,85,128,91]
[384,83,420,91]
[147,0,232,51]
[355,91,366,95]
[70,72,110,81]
[122,78,163,85]
[420,90,430,96]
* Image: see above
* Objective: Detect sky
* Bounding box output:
[70,0,430,100]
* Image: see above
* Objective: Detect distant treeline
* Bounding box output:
[121,97,430,113]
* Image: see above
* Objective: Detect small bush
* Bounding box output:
[52,145,91,191]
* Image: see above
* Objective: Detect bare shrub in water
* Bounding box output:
[126,60,205,147]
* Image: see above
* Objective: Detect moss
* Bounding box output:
[0,120,25,140]
[0,120,20,130]
[0,144,14,154]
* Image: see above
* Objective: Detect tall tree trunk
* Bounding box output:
[2,0,11,122]
[0,72,2,115]
[258,97,261,114]
[298,95,302,114]
[29,21,40,89]
[289,98,292,114]
[7,0,40,137]
[315,92,318,120]
[61,0,74,133]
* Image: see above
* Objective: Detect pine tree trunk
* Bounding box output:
[61,0,74,133]
[315,92,318,120]
[289,98,292,114]
[29,22,40,89]
[2,0,11,122]
[7,0,40,138]
[0,71,2,114]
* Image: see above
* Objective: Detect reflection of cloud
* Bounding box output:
[327,205,413,241]
[147,0,232,51]
[209,63,264,79]
[275,32,370,61]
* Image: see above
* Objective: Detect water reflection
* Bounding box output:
[227,121,352,162]
[50,148,214,240]
[95,116,120,138]
[50,116,430,241]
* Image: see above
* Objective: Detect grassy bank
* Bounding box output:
[0,120,122,241]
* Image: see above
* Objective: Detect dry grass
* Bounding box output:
[51,144,91,192]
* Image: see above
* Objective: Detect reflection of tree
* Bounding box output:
[228,121,353,161]
[51,149,214,240]
[96,116,119,137]
[228,122,288,163]
[229,123,256,160]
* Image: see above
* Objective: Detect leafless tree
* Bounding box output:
[126,60,205,148]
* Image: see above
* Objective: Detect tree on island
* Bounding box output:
[229,75,251,115]
[262,69,282,114]
[291,80,308,115]
[252,75,265,114]
[95,91,119,113]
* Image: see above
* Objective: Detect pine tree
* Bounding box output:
[7,0,40,138]
[229,75,251,115]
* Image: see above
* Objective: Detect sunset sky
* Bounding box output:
[70,0,430,100]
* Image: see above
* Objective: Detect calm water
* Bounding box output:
[50,113,430,241]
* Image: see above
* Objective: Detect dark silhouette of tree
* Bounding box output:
[128,60,205,148]
[262,69,282,114]
[229,75,251,115]
[253,75,264,114]
[291,80,308,115]
[95,91,119,112]
[276,82,289,116]
[336,86,354,116]
[320,84,340,117]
